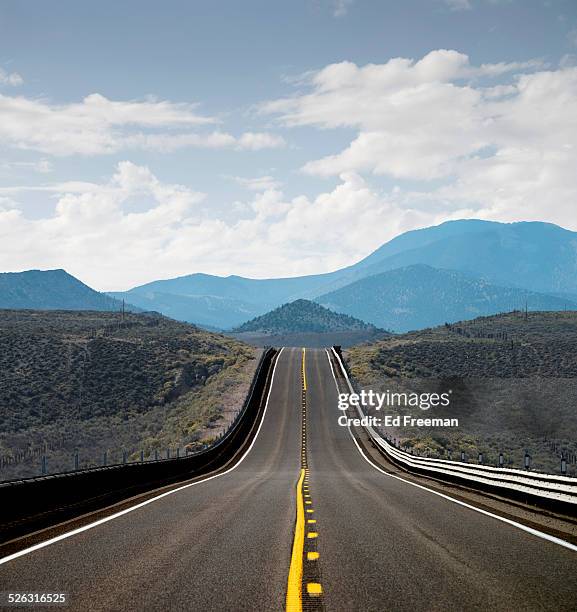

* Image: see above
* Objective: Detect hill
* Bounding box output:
[345,311,577,474]
[317,264,576,332]
[0,269,128,312]
[230,299,386,348]
[0,310,257,480]
[233,299,378,333]
[111,220,577,329]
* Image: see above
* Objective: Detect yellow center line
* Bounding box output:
[286,468,305,612]
[302,347,307,391]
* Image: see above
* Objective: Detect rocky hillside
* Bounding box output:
[346,311,577,474]
[0,310,257,479]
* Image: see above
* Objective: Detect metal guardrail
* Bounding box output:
[330,347,577,510]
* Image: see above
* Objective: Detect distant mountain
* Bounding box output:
[108,289,263,330]
[111,220,577,330]
[0,269,126,312]
[317,265,577,332]
[233,299,379,334]
[343,220,577,297]
[128,272,325,306]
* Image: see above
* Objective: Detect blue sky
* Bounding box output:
[1,0,576,290]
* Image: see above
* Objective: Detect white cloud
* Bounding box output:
[444,0,472,11]
[236,132,286,150]
[0,159,53,174]
[0,163,451,289]
[3,50,577,288]
[3,155,577,290]
[333,0,353,18]
[0,68,23,87]
[262,51,577,195]
[0,92,284,155]
[232,176,283,191]
[257,49,577,238]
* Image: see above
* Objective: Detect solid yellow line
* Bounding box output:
[286,468,305,612]
[302,347,307,391]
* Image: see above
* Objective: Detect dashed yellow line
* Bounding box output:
[307,583,323,597]
[302,347,307,391]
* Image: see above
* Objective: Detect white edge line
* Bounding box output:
[0,347,286,566]
[324,348,577,554]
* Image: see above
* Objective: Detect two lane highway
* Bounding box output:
[1,347,576,611]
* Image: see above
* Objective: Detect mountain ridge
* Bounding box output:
[316,264,577,332]
[0,269,130,312]
[5,220,577,331]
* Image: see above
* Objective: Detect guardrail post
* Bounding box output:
[524,451,531,470]
[499,452,504,468]
[460,450,466,462]
[166,448,170,460]
[140,450,144,462]
[448,449,452,461]
[177,448,180,459]
[41,455,47,476]
[74,452,79,471]
[103,451,107,466]
[155,449,159,461]
[561,455,567,475]
[478,452,483,464]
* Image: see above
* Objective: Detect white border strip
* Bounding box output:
[325,349,577,554]
[0,347,286,566]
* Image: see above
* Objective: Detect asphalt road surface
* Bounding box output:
[1,347,576,611]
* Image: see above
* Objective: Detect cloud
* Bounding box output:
[261,51,576,191]
[0,163,451,289]
[3,154,577,290]
[333,0,353,17]
[256,49,577,238]
[232,176,283,191]
[568,28,577,47]
[3,50,577,288]
[0,68,23,87]
[236,132,286,150]
[0,159,53,174]
[0,92,284,155]
[443,0,472,11]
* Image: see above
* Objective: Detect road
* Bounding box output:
[1,347,576,611]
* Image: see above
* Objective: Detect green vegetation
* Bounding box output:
[346,311,577,474]
[0,310,257,479]
[234,299,379,334]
